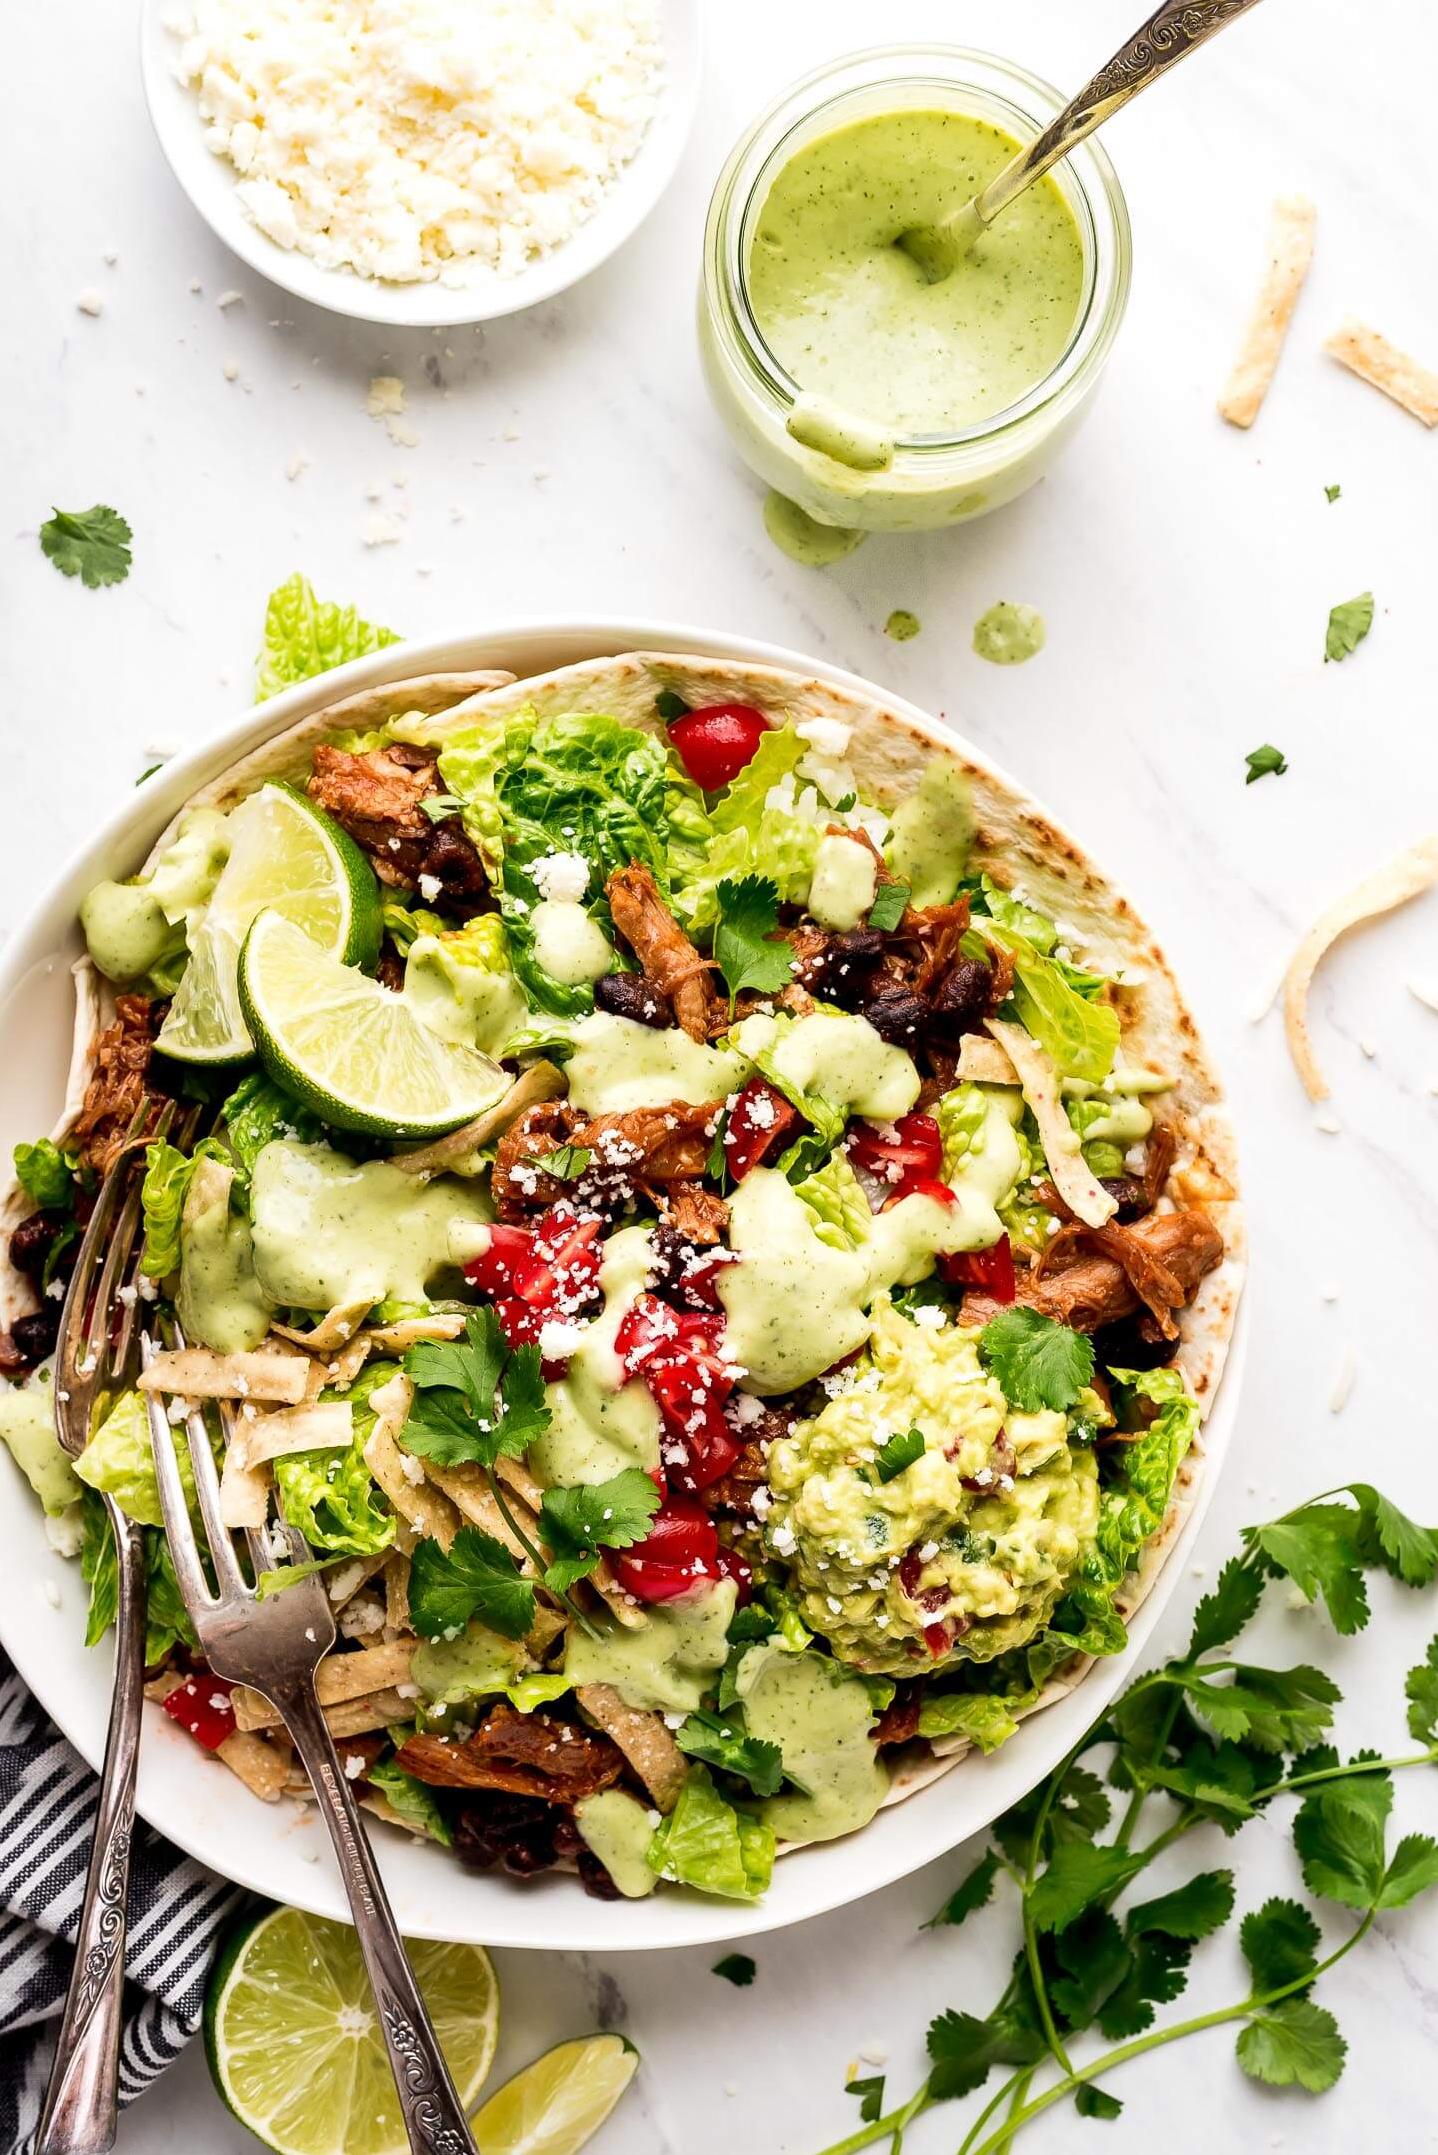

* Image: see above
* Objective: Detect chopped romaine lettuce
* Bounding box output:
[74,1390,201,1531]
[255,574,399,700]
[218,1073,322,1188]
[366,1757,454,1845]
[645,1765,775,1901]
[917,1691,1023,1753]
[670,725,822,934]
[794,1150,872,1250]
[272,1362,398,1557]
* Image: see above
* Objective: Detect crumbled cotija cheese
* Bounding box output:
[166,0,665,284]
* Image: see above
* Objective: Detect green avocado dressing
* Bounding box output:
[885,757,973,907]
[762,491,867,566]
[0,1381,82,1517]
[177,1156,274,1353]
[575,1788,660,1897]
[973,601,1046,665]
[563,1578,736,1714]
[528,1226,661,1488]
[736,1644,888,1844]
[748,108,1085,441]
[563,1014,747,1117]
[247,1140,492,1312]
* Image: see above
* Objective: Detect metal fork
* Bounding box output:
[139,1337,479,2155]
[36,1107,180,2155]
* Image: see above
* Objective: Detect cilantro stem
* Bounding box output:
[960,1912,1378,2155]
[484,1468,600,1641]
[955,2072,1026,2155]
[1112,1687,1182,1851]
[812,2094,933,2155]
[1020,1748,1079,2078]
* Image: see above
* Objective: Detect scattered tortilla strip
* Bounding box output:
[138,1348,310,1406]
[326,1551,390,1608]
[1325,319,1438,428]
[318,1689,416,1740]
[384,1549,411,1632]
[144,1669,187,1705]
[425,1460,533,1564]
[232,1640,416,1731]
[986,1019,1117,1229]
[392,1060,567,1175]
[365,1421,461,1549]
[577,1683,688,1811]
[219,1444,272,1531]
[490,1458,641,1628]
[217,1729,290,1802]
[273,1300,375,1356]
[1217,195,1316,428]
[956,1034,1019,1084]
[234,1401,354,1468]
[363,1312,467,1352]
[1282,835,1438,1100]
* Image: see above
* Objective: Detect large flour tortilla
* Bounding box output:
[10,650,1244,1828]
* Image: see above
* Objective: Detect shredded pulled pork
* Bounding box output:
[661,1182,729,1247]
[606,864,717,1041]
[965,1209,1223,1335]
[72,993,167,1175]
[307,742,487,908]
[397,1704,625,1804]
[493,1097,721,1217]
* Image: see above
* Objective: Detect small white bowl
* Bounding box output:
[139,0,702,326]
[0,616,1246,1951]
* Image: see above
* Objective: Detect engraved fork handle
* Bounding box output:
[973,0,1268,232]
[35,1501,148,2155]
[274,1684,479,2155]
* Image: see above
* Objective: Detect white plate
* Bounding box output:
[138,2,702,326]
[0,618,1246,1951]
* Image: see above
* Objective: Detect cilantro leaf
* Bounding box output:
[1377,1833,1438,1910]
[712,1952,756,1986]
[712,876,794,1004]
[1293,1771,1392,1907]
[923,1848,1000,1930]
[401,1312,549,1469]
[407,1526,536,1642]
[995,1763,1110,1865]
[538,1469,661,1593]
[1244,744,1288,785]
[1324,483,1341,503]
[978,1307,1094,1415]
[845,2074,885,2122]
[1095,1933,1191,2040]
[873,1427,925,1484]
[1406,1636,1438,1743]
[1047,1910,1130,2029]
[1187,1557,1265,1658]
[1028,1844,1146,1935]
[1179,1663,1341,1753]
[523,1144,592,1183]
[925,2005,1045,2102]
[39,504,132,588]
[1245,1505,1369,1633]
[655,689,691,721]
[1239,1897,1321,1994]
[1074,2085,1123,2119]
[1127,1870,1235,1943]
[676,1709,785,1796]
[1347,1484,1438,1589]
[1324,591,1374,663]
[1236,1999,1345,2092]
[868,879,910,932]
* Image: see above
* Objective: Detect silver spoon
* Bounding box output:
[897,0,1269,284]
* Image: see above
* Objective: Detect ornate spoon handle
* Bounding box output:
[274,1682,479,2155]
[976,0,1268,229]
[35,1501,148,2155]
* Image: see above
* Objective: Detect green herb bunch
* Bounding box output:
[814,1482,1438,2155]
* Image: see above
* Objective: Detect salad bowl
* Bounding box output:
[0,617,1245,1950]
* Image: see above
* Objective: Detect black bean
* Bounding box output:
[1092,1317,1176,1372]
[9,1212,61,1289]
[594,971,668,1027]
[578,1850,622,1899]
[930,959,994,1032]
[863,990,928,1044]
[1099,1176,1150,1223]
[11,1309,60,1365]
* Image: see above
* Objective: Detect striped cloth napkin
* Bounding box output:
[0,1648,243,2152]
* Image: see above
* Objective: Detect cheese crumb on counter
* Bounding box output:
[165,0,665,285]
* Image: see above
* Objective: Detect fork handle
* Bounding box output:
[274,1683,479,2155]
[36,1501,148,2155]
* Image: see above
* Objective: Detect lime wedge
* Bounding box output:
[470,2035,639,2155]
[204,1905,499,2155]
[158,782,381,1064]
[239,909,509,1137]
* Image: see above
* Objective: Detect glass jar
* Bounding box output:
[699,45,1132,535]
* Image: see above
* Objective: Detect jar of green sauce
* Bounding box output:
[699,46,1131,550]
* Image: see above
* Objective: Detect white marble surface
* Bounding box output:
[4,0,1438,2148]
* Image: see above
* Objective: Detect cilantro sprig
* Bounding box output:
[537,1469,661,1593]
[712,875,795,1006]
[1324,591,1374,663]
[978,1308,1094,1415]
[1244,744,1288,785]
[809,1481,1438,2155]
[39,504,132,588]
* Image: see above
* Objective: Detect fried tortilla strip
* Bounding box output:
[987,1019,1116,1230]
[219,1444,271,1531]
[272,1300,373,1356]
[392,1060,569,1177]
[492,1457,642,1629]
[217,1729,290,1802]
[233,1400,353,1468]
[318,1689,417,1740]
[384,1549,411,1633]
[577,1683,687,1812]
[424,1460,533,1564]
[1282,835,1438,1100]
[955,1034,1019,1085]
[363,1313,467,1353]
[1325,319,1438,428]
[365,1420,461,1548]
[965,1209,1223,1332]
[1217,195,1316,428]
[232,1641,416,1731]
[607,864,716,1040]
[138,1348,310,1406]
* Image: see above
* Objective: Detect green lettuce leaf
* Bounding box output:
[272,1363,398,1557]
[74,1391,201,1530]
[646,1765,775,1901]
[256,574,400,700]
[917,1691,1023,1753]
[218,1073,322,1187]
[13,1139,78,1211]
[365,1757,454,1845]
[139,1136,230,1276]
[985,925,1119,1085]
[669,725,826,934]
[794,1150,872,1250]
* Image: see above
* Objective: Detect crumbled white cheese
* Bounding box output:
[286,452,309,481]
[911,1304,946,1330]
[796,716,852,758]
[417,872,442,902]
[76,289,104,317]
[538,1318,585,1361]
[531,849,590,903]
[362,510,402,547]
[166,0,665,284]
[216,287,244,308]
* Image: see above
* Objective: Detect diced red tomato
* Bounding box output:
[161,1673,235,1752]
[464,1204,605,1371]
[667,704,770,792]
[463,1223,535,1296]
[846,1113,945,1205]
[615,1290,743,1491]
[610,1495,722,1602]
[938,1236,1016,1303]
[674,1247,730,1309]
[723,1077,799,1182]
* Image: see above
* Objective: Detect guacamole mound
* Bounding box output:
[764,1303,1099,1677]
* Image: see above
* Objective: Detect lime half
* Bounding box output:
[204,1905,499,2155]
[470,2035,639,2155]
[158,783,381,1064]
[239,909,509,1137]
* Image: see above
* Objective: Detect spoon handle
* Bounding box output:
[975,0,1267,230]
